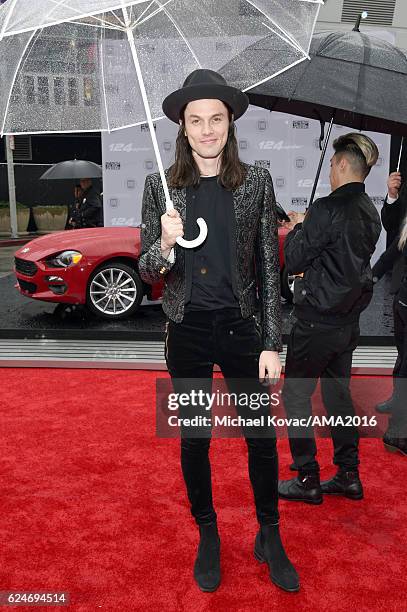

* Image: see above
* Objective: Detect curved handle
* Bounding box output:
[176,217,208,249]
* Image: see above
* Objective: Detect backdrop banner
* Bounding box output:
[102,107,390,263]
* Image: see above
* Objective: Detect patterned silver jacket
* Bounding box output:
[138,163,282,352]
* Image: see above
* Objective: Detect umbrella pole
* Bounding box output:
[122,10,207,248]
[397,137,404,172]
[309,116,334,206]
[5,135,18,238]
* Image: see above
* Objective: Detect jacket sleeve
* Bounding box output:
[372,235,401,281]
[283,200,332,275]
[381,195,402,234]
[254,170,282,352]
[138,175,176,284]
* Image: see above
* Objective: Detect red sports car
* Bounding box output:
[14,226,291,320]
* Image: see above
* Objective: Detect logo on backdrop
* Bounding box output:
[254,160,271,169]
[141,123,157,132]
[144,160,154,170]
[259,141,302,150]
[295,158,306,169]
[105,161,121,170]
[292,197,308,207]
[163,141,172,151]
[109,143,150,153]
[275,177,286,188]
[126,180,136,189]
[239,139,249,150]
[257,120,267,131]
[292,120,309,129]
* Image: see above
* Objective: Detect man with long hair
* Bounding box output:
[138,69,299,593]
[279,133,381,504]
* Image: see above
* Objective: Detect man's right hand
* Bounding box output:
[387,172,402,200]
[160,208,184,253]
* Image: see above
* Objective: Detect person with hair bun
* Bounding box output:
[278,133,382,505]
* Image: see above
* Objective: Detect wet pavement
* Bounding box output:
[0,270,395,344]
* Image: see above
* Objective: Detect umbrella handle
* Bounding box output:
[176,217,208,249]
[165,199,208,248]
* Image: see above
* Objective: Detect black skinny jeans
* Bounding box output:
[165,307,279,527]
[282,318,360,474]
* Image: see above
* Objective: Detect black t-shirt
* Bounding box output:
[185,175,238,311]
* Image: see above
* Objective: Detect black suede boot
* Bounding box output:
[254,524,300,592]
[321,469,363,500]
[193,523,221,592]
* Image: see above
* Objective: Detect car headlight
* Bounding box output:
[47,250,83,268]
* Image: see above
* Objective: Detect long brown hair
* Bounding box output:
[398,212,407,250]
[167,103,247,191]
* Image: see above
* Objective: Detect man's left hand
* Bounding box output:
[283,210,306,230]
[259,351,282,385]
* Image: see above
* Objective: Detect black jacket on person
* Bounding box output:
[381,183,407,293]
[284,182,382,325]
[80,185,103,227]
[372,236,407,304]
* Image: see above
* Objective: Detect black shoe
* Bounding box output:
[383,433,407,456]
[193,523,221,592]
[254,524,300,592]
[375,398,394,414]
[321,470,363,500]
[278,474,322,505]
[289,462,298,471]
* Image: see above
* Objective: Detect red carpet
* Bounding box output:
[0,368,405,611]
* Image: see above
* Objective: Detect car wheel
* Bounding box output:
[87,262,143,319]
[280,266,293,303]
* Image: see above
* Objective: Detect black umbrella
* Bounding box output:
[40,159,102,180]
[240,17,407,204]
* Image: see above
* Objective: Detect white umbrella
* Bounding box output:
[0,0,322,246]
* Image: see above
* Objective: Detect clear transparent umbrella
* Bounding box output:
[0,0,322,246]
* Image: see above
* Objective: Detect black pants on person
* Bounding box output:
[282,318,360,474]
[390,296,407,436]
[165,307,279,527]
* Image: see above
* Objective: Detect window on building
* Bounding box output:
[24,76,35,104]
[68,77,79,106]
[38,76,49,105]
[83,76,95,106]
[54,77,65,105]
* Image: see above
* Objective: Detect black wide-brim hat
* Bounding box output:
[162,69,249,124]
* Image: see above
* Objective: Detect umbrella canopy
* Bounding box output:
[246,29,407,136]
[0,0,322,134]
[40,159,102,180]
[0,0,322,246]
